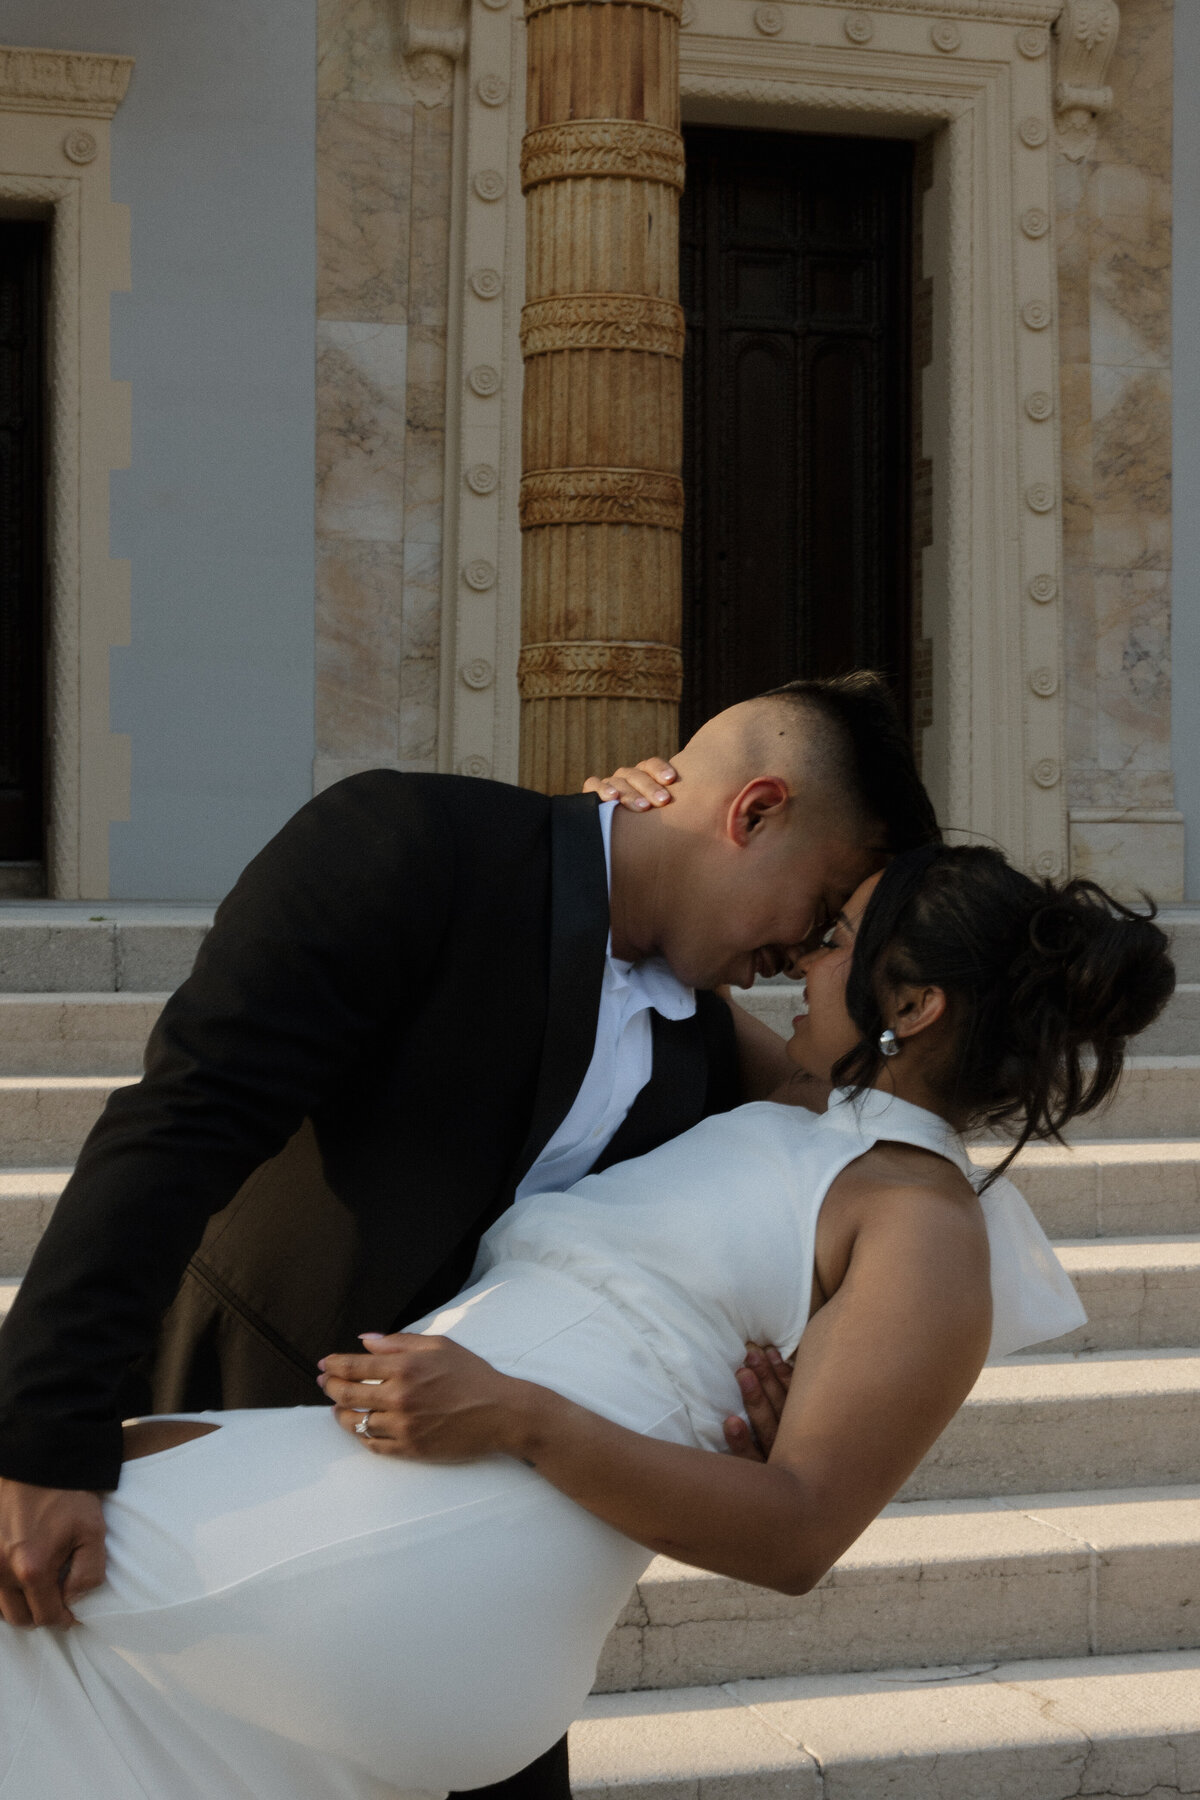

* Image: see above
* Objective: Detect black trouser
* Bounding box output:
[450,1734,570,1800]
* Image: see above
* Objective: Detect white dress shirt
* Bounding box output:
[516,801,696,1201]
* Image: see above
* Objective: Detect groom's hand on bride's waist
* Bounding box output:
[0,1477,106,1628]
[723,1345,793,1464]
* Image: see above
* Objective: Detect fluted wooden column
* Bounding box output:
[517,0,684,792]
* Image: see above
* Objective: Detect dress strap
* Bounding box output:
[819,1086,976,1181]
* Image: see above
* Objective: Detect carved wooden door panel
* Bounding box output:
[680,127,912,737]
[0,222,47,867]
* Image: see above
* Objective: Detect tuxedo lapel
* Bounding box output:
[505,793,609,1198]
[592,1010,707,1172]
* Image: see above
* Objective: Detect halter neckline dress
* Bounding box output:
[0,1090,1083,1800]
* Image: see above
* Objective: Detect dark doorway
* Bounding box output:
[680,126,913,738]
[0,220,47,878]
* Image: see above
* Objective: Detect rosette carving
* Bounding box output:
[517,641,684,702]
[520,469,685,530]
[520,295,685,359]
[520,121,685,193]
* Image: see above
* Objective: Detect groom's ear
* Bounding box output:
[727,777,790,847]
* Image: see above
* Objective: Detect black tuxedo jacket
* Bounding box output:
[0,774,738,1491]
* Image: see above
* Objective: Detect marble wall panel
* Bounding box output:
[318,100,414,322]
[1058,0,1181,894]
[314,0,453,784]
[316,320,409,541]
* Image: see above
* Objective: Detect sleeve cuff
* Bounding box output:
[0,1419,125,1492]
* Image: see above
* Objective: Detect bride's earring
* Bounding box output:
[878,1028,901,1058]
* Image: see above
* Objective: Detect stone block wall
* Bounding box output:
[1059,0,1183,899]
[314,0,452,791]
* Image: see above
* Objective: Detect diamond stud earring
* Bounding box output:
[878,1028,901,1058]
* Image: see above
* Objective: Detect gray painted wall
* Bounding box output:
[2,0,316,899]
[1174,0,1200,898]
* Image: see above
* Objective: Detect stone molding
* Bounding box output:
[524,0,684,18]
[396,0,470,60]
[520,294,686,357]
[520,120,686,192]
[0,45,133,115]
[1053,0,1120,161]
[1,80,133,897]
[519,468,685,529]
[517,640,684,701]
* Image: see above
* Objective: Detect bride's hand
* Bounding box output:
[582,757,678,811]
[723,1344,793,1463]
[319,1334,529,1461]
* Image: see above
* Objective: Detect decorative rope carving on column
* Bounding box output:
[520,120,686,191]
[520,294,685,358]
[519,469,685,529]
[518,641,684,702]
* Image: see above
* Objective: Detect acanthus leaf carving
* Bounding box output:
[519,468,685,530]
[0,45,133,115]
[395,0,468,104]
[520,120,686,193]
[520,294,686,359]
[517,640,684,702]
[1053,0,1120,161]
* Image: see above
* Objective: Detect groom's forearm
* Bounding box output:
[500,1379,829,1596]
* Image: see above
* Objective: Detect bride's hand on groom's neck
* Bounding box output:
[583,757,679,812]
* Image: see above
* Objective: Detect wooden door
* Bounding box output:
[680,127,913,736]
[0,221,47,871]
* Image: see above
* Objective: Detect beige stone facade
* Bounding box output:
[308,0,1184,899]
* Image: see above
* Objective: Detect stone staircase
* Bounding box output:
[1,903,1200,1795]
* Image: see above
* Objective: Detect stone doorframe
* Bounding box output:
[435,0,1081,877]
[0,45,134,898]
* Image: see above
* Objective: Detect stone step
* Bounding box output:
[0,993,165,1075]
[1162,907,1200,982]
[596,1486,1200,1694]
[905,1350,1200,1502]
[0,903,211,993]
[0,1077,131,1166]
[1036,1238,1200,1352]
[0,1282,15,1327]
[972,1139,1200,1238]
[0,1169,69,1276]
[1063,1057,1200,1141]
[571,1648,1200,1799]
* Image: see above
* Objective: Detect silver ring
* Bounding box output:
[355,1411,374,1439]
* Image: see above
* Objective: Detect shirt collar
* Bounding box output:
[599,800,697,1021]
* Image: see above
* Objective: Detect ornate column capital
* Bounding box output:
[1053,0,1120,161]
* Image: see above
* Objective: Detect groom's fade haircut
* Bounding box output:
[760,672,942,855]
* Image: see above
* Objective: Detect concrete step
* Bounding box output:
[0,1077,131,1165]
[1163,907,1200,982]
[0,1169,69,1276]
[0,1282,14,1327]
[974,1139,1200,1238]
[1036,1238,1200,1352]
[572,1648,1200,1799]
[1062,1056,1200,1141]
[5,1164,1199,1354]
[0,903,211,993]
[597,1486,1200,1693]
[905,1350,1200,1502]
[0,993,165,1075]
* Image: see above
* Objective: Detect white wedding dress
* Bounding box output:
[0,1090,1083,1800]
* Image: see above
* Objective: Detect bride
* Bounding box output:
[0,844,1173,1800]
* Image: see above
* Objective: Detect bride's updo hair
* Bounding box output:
[833,844,1175,1178]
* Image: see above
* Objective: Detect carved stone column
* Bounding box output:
[517,0,685,791]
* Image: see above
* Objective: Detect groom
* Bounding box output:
[0,673,936,1800]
